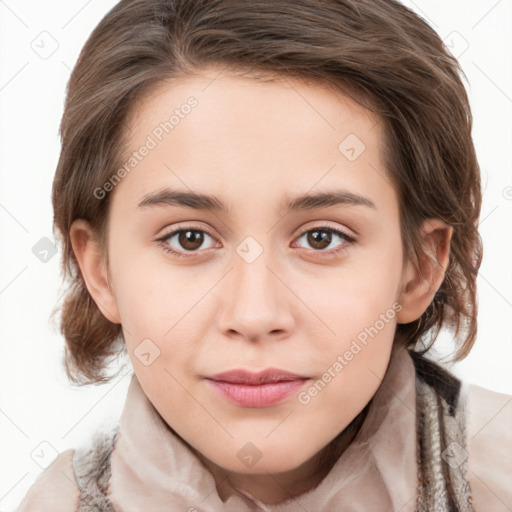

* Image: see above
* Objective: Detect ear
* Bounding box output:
[396,218,453,324]
[69,219,121,324]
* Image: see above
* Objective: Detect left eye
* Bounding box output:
[294,227,355,252]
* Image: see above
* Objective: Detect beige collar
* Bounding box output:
[108,344,418,511]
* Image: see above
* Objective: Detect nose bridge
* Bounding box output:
[236,248,275,304]
[217,239,293,340]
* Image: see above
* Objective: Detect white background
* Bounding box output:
[0,1,511,510]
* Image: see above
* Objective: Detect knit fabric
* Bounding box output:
[71,350,475,511]
[412,352,475,512]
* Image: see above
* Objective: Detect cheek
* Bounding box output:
[108,242,182,332]
[302,259,401,341]
[109,257,205,376]
[300,262,400,411]
[299,316,395,435]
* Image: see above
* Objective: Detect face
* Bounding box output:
[85,68,413,492]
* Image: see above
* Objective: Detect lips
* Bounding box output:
[204,368,310,407]
[206,368,309,385]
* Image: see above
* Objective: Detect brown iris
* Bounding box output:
[178,230,205,251]
[306,229,332,250]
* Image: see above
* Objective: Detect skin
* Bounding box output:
[70,67,452,504]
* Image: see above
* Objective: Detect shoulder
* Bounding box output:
[16,449,80,511]
[467,383,512,511]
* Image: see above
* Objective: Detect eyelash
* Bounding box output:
[156,225,357,258]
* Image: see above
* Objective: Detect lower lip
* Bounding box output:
[206,379,309,407]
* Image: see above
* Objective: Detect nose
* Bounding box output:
[216,249,295,343]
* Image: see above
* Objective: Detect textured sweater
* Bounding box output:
[17,345,512,511]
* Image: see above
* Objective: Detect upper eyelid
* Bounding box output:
[159,220,356,238]
[158,222,215,237]
[295,221,356,239]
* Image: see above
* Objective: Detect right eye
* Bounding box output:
[156,226,219,257]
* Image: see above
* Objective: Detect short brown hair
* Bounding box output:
[52,0,482,385]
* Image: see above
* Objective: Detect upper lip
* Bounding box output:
[206,368,309,385]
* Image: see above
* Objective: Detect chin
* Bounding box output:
[209,444,314,475]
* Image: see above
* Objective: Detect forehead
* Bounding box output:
[112,69,395,215]
[124,70,380,147]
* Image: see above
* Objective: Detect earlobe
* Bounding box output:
[69,219,121,324]
[396,219,453,324]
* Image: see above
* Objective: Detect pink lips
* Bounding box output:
[205,368,310,407]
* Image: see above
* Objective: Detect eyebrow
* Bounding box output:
[137,187,376,213]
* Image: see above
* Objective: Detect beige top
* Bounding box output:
[17,346,512,511]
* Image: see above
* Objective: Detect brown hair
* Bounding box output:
[52,0,482,386]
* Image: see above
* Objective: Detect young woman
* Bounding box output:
[17,0,511,510]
